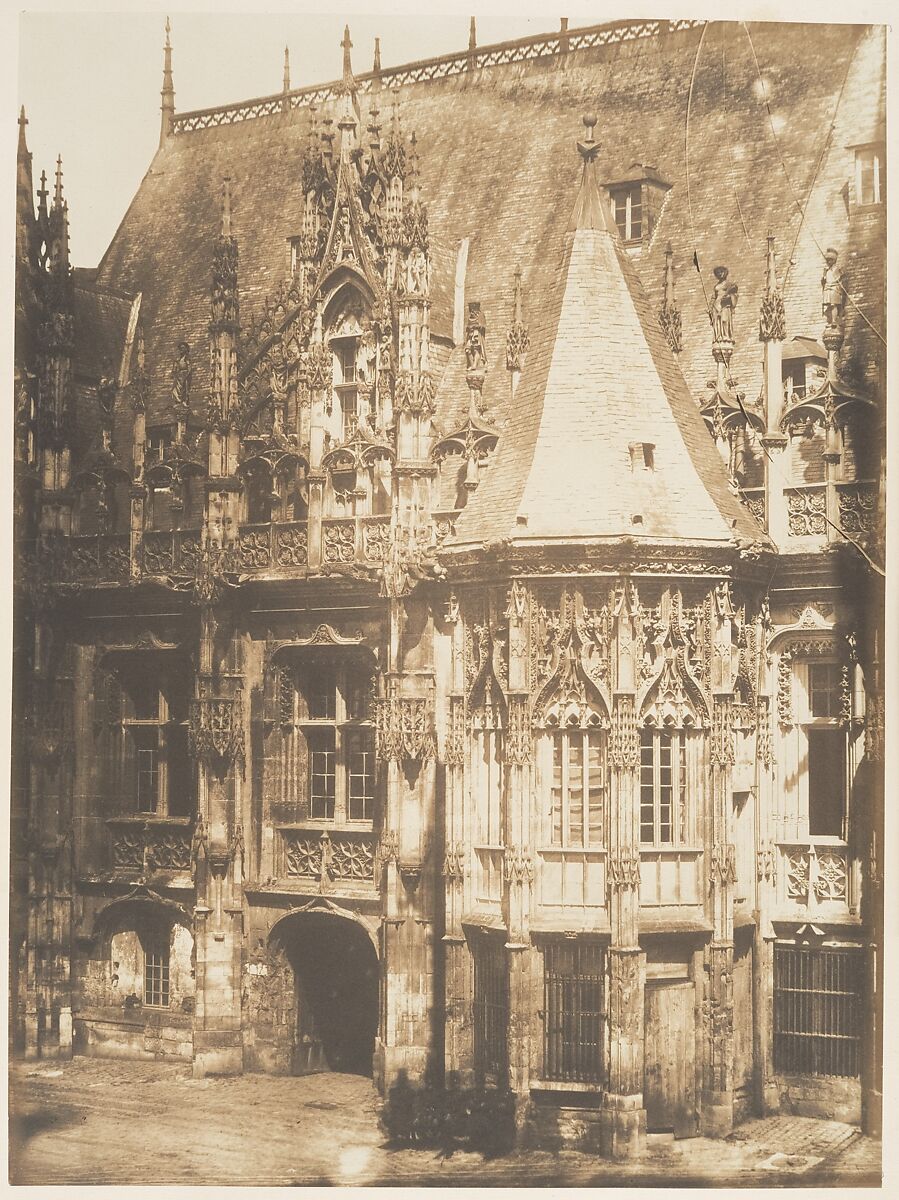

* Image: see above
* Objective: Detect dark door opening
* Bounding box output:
[278,912,379,1077]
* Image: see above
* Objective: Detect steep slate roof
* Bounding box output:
[72,276,134,380]
[90,20,885,535]
[447,129,759,549]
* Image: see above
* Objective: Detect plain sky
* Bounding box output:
[16,8,566,268]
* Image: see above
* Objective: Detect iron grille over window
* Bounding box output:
[774,945,861,1078]
[473,940,508,1082]
[543,941,604,1082]
[144,940,171,1008]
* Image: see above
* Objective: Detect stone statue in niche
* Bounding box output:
[171,342,192,407]
[407,246,428,295]
[464,302,487,373]
[710,266,738,342]
[821,248,845,330]
[268,338,288,406]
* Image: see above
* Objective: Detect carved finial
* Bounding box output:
[506,266,530,375]
[36,168,49,223]
[283,46,290,93]
[559,17,570,53]
[373,36,382,75]
[53,155,64,207]
[341,24,354,85]
[570,115,614,233]
[759,230,786,343]
[578,113,599,161]
[469,17,477,51]
[17,106,28,156]
[160,16,175,146]
[659,242,683,355]
[221,177,232,238]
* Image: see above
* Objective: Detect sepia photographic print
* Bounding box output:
[8,5,889,1188]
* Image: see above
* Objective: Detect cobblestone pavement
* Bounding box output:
[9,1057,882,1188]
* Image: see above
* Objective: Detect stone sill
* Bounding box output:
[75,1006,193,1029]
[530,1080,603,1095]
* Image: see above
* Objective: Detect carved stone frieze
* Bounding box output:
[786,849,810,900]
[375,692,437,762]
[710,698,736,767]
[505,695,531,765]
[445,694,466,766]
[865,691,884,762]
[532,585,610,726]
[777,652,794,727]
[609,695,639,769]
[189,691,245,769]
[757,696,774,770]
[756,843,777,884]
[814,849,847,901]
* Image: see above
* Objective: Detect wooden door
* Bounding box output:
[644,981,697,1137]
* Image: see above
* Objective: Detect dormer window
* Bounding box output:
[782,337,827,403]
[610,183,642,242]
[605,163,671,249]
[854,145,884,207]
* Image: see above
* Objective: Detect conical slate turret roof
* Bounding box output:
[444,118,764,553]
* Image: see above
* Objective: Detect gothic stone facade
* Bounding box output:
[12,18,884,1157]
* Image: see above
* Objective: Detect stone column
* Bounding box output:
[752,690,780,1115]
[190,609,245,1077]
[442,594,472,1083]
[601,683,646,1158]
[702,589,737,1135]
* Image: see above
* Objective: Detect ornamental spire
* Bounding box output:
[569,114,616,234]
[506,265,529,377]
[338,25,359,148]
[760,231,785,436]
[373,36,382,75]
[221,176,233,239]
[16,108,34,265]
[658,242,682,355]
[283,45,291,93]
[53,155,64,208]
[341,24,355,89]
[759,229,786,343]
[159,16,175,147]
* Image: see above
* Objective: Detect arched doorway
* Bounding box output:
[271,911,379,1077]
